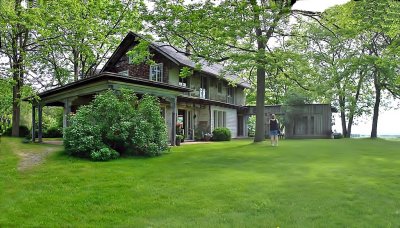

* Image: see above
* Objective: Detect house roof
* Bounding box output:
[101,32,251,89]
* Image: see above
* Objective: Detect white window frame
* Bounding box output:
[227,87,234,104]
[213,110,226,129]
[150,63,163,82]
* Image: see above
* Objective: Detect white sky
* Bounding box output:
[293,0,400,136]
[292,0,350,12]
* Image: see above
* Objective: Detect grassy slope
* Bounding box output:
[0,137,399,227]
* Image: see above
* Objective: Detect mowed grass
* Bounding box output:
[1,137,400,227]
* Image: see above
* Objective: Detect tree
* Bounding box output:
[328,0,400,138]
[35,0,143,83]
[0,0,143,136]
[0,0,39,136]
[145,0,297,142]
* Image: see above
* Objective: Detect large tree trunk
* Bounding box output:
[10,0,30,137]
[254,27,266,142]
[371,71,381,138]
[346,70,364,138]
[338,94,347,137]
[11,71,21,137]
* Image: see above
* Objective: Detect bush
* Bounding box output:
[212,127,231,141]
[64,90,169,160]
[44,126,63,138]
[3,125,30,137]
[90,147,120,161]
[333,133,343,139]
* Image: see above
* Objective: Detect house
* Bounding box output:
[28,32,334,144]
[29,32,250,145]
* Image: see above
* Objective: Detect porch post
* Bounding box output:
[244,115,249,137]
[171,97,177,146]
[38,104,43,143]
[31,104,36,142]
[63,98,71,129]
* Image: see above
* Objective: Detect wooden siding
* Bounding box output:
[211,105,238,138]
[112,51,170,83]
[246,104,332,139]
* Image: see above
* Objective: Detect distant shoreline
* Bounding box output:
[351,134,400,138]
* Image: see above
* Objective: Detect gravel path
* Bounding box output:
[16,141,62,171]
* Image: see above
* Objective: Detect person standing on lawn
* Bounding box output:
[269,114,279,146]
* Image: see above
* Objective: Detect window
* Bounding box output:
[179,77,189,87]
[217,82,222,93]
[213,110,226,128]
[227,87,234,104]
[200,75,208,99]
[118,70,129,77]
[150,63,163,82]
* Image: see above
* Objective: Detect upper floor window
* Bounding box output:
[200,75,208,99]
[179,76,189,87]
[217,82,223,93]
[150,63,163,82]
[227,87,234,104]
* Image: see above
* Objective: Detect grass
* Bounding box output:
[1,137,400,227]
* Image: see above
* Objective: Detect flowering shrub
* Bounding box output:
[64,90,169,160]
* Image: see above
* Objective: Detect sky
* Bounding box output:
[292,0,400,136]
[292,0,350,12]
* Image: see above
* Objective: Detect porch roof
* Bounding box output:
[24,72,191,103]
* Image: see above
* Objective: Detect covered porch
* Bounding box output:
[27,72,191,145]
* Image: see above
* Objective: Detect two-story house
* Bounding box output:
[29,32,250,145]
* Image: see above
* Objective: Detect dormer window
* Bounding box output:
[150,63,163,82]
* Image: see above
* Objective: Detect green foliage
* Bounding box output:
[64,90,168,160]
[3,126,30,137]
[90,148,120,161]
[212,127,231,141]
[179,66,193,78]
[247,116,256,137]
[146,0,295,142]
[176,135,184,140]
[43,127,63,138]
[333,133,343,139]
[127,39,154,65]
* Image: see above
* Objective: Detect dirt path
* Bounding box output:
[16,141,62,171]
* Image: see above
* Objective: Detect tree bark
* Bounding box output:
[73,48,79,81]
[338,93,347,137]
[371,70,381,138]
[11,70,21,137]
[346,70,364,138]
[253,29,266,142]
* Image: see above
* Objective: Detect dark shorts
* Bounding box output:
[270,130,279,136]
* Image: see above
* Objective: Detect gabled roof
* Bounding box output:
[101,32,251,88]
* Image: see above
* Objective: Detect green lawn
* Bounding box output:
[1,137,399,227]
